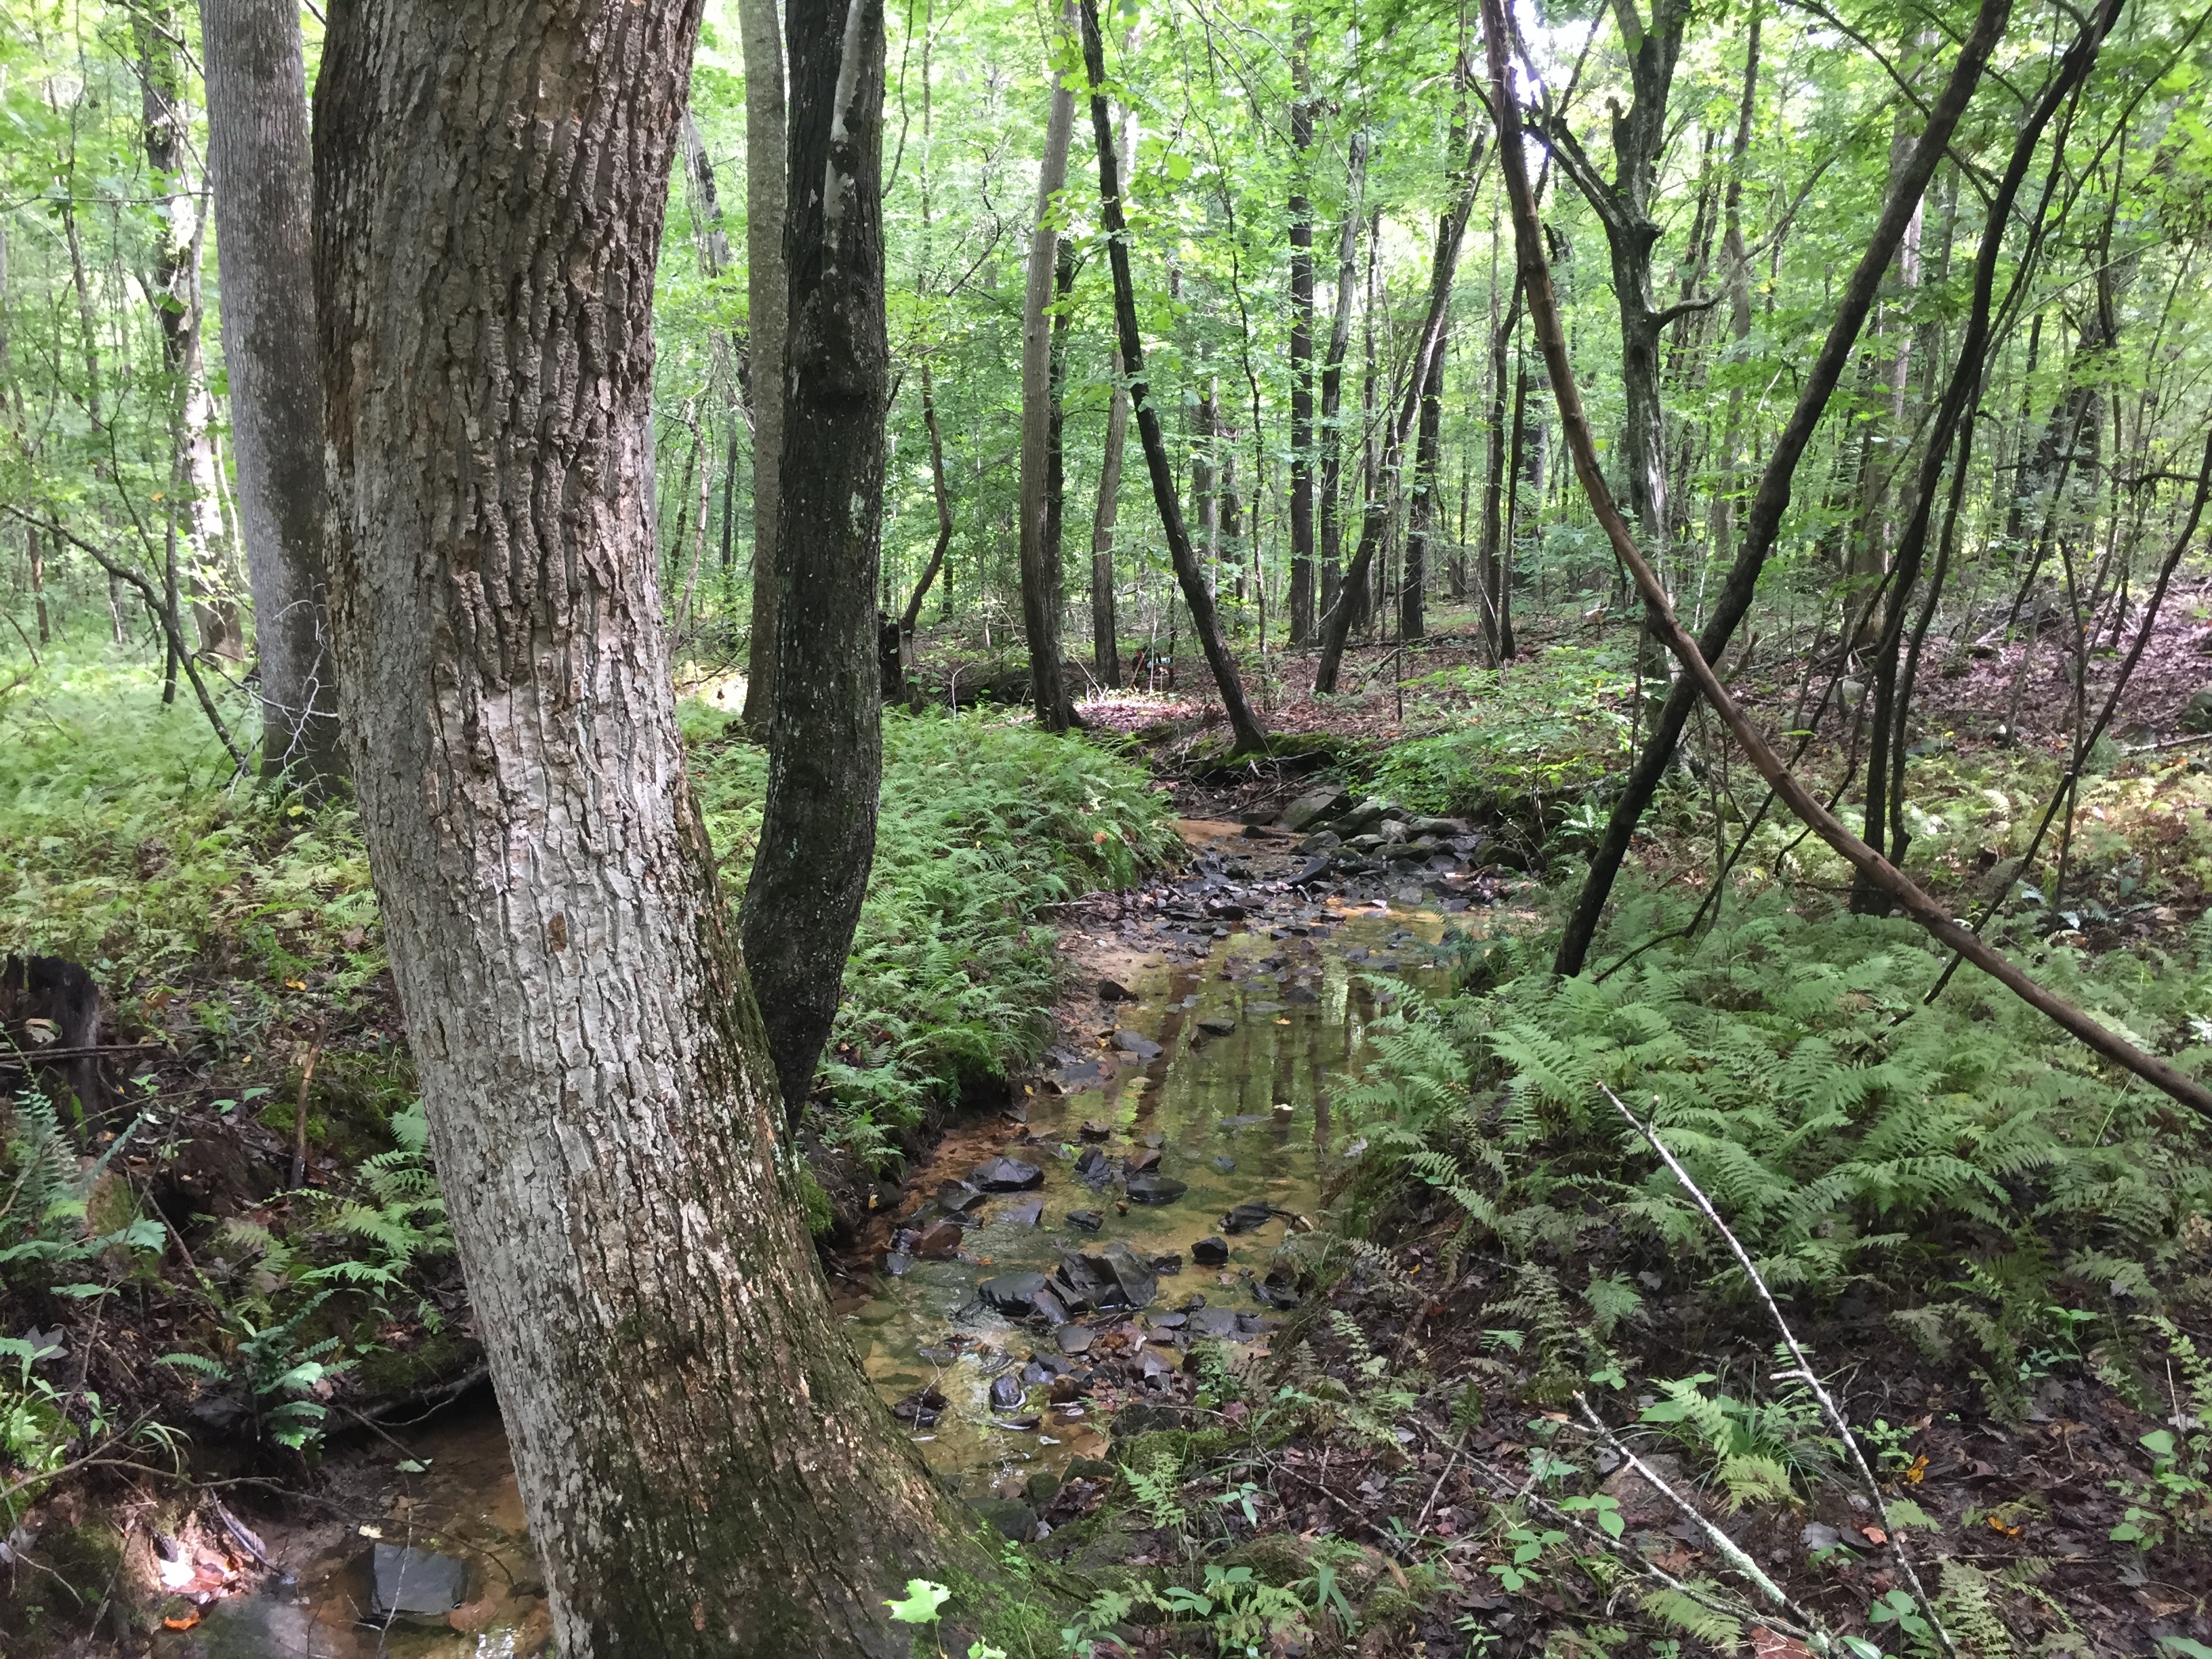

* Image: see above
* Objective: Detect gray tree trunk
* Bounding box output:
[741,0,898,1124]
[312,1,975,1651]
[1091,343,1128,685]
[1017,4,1078,731]
[738,0,789,735]
[1286,18,1316,642]
[202,0,344,792]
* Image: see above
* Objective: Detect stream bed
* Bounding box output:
[168,888,1472,1658]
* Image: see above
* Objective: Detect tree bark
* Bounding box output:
[312,2,975,1652]
[1313,129,1485,694]
[1483,0,2212,1125]
[138,5,243,663]
[1476,270,1521,663]
[1017,3,1078,731]
[743,0,898,1124]
[904,361,954,636]
[1078,0,1265,754]
[1549,0,2010,976]
[201,0,345,793]
[1286,17,1316,643]
[1401,331,1444,642]
[738,0,790,735]
[1091,342,1128,685]
[1315,135,1369,632]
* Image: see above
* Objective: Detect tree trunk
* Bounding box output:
[1476,270,1520,664]
[1313,129,1484,694]
[1548,0,2010,977]
[1091,342,1128,686]
[1401,331,1444,641]
[742,0,898,1124]
[312,1,975,1652]
[201,0,345,792]
[139,5,243,663]
[1078,0,1265,754]
[1286,17,1316,643]
[1017,5,1078,731]
[738,0,789,735]
[1315,135,1369,633]
[903,363,955,637]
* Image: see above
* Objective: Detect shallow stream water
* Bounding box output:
[171,896,1468,1657]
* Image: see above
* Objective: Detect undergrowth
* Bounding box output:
[1338,886,2212,1418]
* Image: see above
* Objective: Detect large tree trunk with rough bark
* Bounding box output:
[312,3,973,1652]
[742,0,899,1124]
[202,0,344,792]
[738,0,789,735]
[1017,5,1078,731]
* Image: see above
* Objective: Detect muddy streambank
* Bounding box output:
[131,816,1530,1656]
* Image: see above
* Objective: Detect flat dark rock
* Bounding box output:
[1054,1241,1157,1311]
[1057,1324,1095,1355]
[1195,1017,1238,1037]
[1221,1202,1275,1234]
[989,1372,1025,1410]
[1113,1029,1163,1059]
[371,1544,469,1620]
[978,1271,1050,1316]
[1124,1173,1187,1206]
[1003,1199,1044,1228]
[1284,985,1319,1004]
[972,1498,1036,1541]
[1192,1236,1230,1266]
[1187,1307,1246,1340]
[1065,1208,1105,1232]
[882,1251,914,1276]
[1211,1155,1237,1173]
[937,1180,987,1213]
[1073,1146,1111,1184]
[970,1156,1044,1192]
[1125,1147,1162,1174]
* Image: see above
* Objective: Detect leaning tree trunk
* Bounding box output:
[1548,0,2010,977]
[738,0,789,735]
[1017,2,1078,732]
[312,2,976,1653]
[201,0,345,793]
[1079,0,1266,753]
[742,0,901,1124]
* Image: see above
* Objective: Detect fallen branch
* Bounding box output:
[1597,1082,1950,1657]
[1479,5,2212,1122]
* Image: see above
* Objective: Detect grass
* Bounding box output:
[1,643,1177,1168]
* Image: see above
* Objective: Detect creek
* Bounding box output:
[168,886,1470,1657]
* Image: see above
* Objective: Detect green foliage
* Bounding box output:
[1366,647,1634,827]
[0,1088,165,1297]
[686,705,1175,1160]
[1638,1370,1838,1510]
[1339,887,2212,1411]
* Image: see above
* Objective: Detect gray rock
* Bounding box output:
[1196,1016,1238,1037]
[1332,799,1385,836]
[1065,1208,1105,1232]
[972,1498,1037,1541]
[989,1372,1025,1410]
[370,1544,469,1620]
[1054,1241,1158,1310]
[979,1271,1051,1316]
[1296,829,1342,855]
[1025,1471,1063,1505]
[1192,1236,1230,1266]
[936,1180,987,1214]
[1374,819,1410,845]
[1221,1202,1275,1234]
[2177,688,2212,733]
[1278,785,1352,832]
[1407,815,1469,837]
[1057,1324,1095,1355]
[1124,1173,1188,1206]
[970,1156,1044,1191]
[1003,1199,1044,1228]
[1073,1147,1111,1184]
[1113,1029,1163,1059]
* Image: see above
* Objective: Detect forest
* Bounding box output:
[5,0,2212,1654]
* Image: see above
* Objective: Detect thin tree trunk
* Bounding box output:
[314,3,979,1653]
[1550,0,2011,976]
[1476,267,1521,663]
[1091,343,1128,685]
[1500,351,1527,659]
[1017,3,1079,730]
[1078,0,1265,753]
[1401,331,1444,641]
[139,6,242,663]
[1316,134,1370,633]
[1313,127,1486,694]
[1484,0,2212,1125]
[743,0,899,1124]
[1287,16,1316,642]
[738,0,789,735]
[203,0,345,792]
[903,363,954,636]
[1711,0,1759,580]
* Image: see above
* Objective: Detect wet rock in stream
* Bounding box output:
[937,1180,987,1214]
[1192,1236,1230,1266]
[970,1156,1044,1191]
[371,1544,470,1621]
[1124,1173,1187,1206]
[1052,1242,1157,1311]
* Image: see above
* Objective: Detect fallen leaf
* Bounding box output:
[163,1613,202,1633]
[1987,1514,2024,1539]
[1860,1525,1888,1545]
[1904,1454,1929,1485]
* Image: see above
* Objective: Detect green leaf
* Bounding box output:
[1163,152,1191,181]
[885,1580,950,1625]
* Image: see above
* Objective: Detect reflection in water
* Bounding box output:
[843,905,1460,1501]
[175,905,1466,1655]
